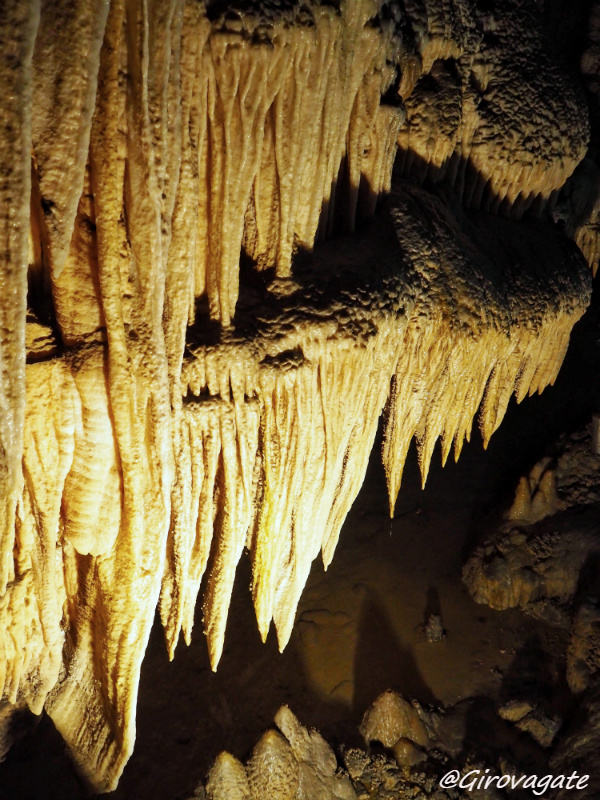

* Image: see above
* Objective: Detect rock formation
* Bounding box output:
[203,706,356,800]
[463,421,600,800]
[359,690,434,750]
[463,425,600,624]
[0,0,596,791]
[200,697,513,800]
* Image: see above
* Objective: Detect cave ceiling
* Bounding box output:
[0,0,597,791]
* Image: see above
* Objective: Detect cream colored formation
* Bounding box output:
[0,0,594,792]
[397,0,590,217]
[202,692,449,798]
[205,706,357,800]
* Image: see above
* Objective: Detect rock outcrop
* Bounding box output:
[203,707,356,800]
[463,425,600,624]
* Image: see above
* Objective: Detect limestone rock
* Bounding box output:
[359,691,432,749]
[515,710,561,749]
[205,752,251,800]
[25,310,59,360]
[567,597,600,694]
[424,613,445,642]
[464,424,600,622]
[0,0,37,598]
[343,748,499,800]
[246,729,299,800]
[0,0,595,790]
[498,700,533,724]
[500,701,562,748]
[392,738,428,769]
[463,517,600,622]
[506,425,600,525]
[550,685,600,800]
[397,0,589,217]
[343,749,408,799]
[506,461,561,526]
[275,705,356,800]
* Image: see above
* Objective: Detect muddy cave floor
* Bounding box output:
[2,287,600,800]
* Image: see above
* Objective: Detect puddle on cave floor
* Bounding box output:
[1,297,599,800]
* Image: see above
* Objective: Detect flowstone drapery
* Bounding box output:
[0,0,595,790]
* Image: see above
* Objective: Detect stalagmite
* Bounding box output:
[359,691,432,749]
[205,706,357,800]
[274,705,357,800]
[246,729,299,800]
[0,0,596,791]
[206,751,252,800]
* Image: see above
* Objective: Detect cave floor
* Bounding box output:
[1,288,599,800]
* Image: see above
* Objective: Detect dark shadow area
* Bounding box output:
[498,635,569,712]
[459,695,551,779]
[353,589,437,713]
[573,551,600,612]
[424,586,442,624]
[458,630,577,788]
[393,147,556,222]
[0,714,92,800]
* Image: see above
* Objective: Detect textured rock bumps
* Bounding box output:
[0,0,595,790]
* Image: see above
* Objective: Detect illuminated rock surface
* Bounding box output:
[202,702,520,800]
[204,707,356,800]
[463,425,600,623]
[0,0,596,791]
[464,422,600,800]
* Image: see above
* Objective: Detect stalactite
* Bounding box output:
[2,360,72,711]
[0,0,594,792]
[0,0,39,598]
[50,164,105,345]
[200,0,401,322]
[396,0,590,219]
[31,0,109,279]
[383,315,579,515]
[40,0,177,787]
[382,183,590,514]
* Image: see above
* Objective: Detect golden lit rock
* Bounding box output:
[206,751,252,800]
[0,0,595,792]
[359,690,432,749]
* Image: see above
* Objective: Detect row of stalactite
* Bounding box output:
[0,0,405,788]
[2,282,583,789]
[2,0,404,600]
[0,0,596,792]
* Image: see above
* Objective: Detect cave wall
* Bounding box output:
[0,0,596,790]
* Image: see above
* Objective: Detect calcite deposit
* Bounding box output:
[463,425,600,623]
[464,422,600,800]
[0,0,596,791]
[359,690,433,750]
[204,707,356,800]
[396,0,589,216]
[200,698,520,800]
